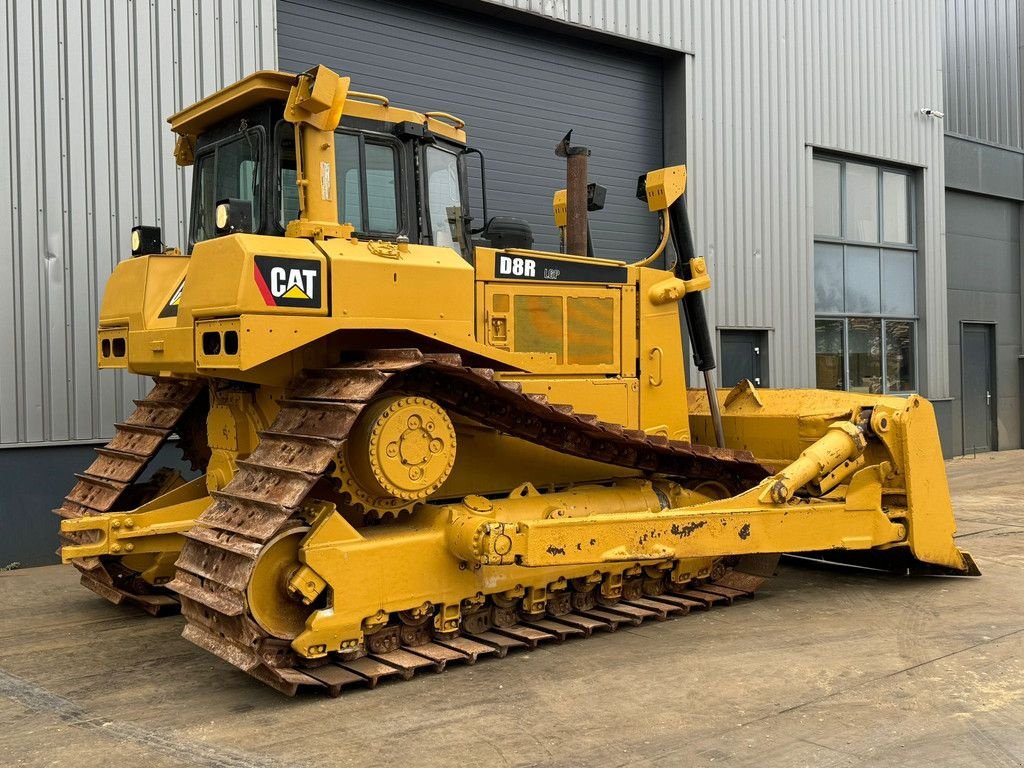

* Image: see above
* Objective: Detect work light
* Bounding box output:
[130,225,162,256]
[215,198,253,235]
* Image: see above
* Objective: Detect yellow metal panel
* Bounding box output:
[643,165,687,212]
[195,318,242,369]
[179,234,329,323]
[321,238,476,341]
[638,267,689,439]
[96,327,129,369]
[168,70,296,141]
[483,283,620,375]
[125,328,195,374]
[620,283,638,377]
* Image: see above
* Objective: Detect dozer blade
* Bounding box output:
[689,383,979,577]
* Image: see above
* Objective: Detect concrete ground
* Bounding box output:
[1,452,1022,768]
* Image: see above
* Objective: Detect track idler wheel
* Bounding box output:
[335,395,457,519]
[247,526,316,640]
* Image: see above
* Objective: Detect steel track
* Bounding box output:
[169,349,773,695]
[55,377,205,615]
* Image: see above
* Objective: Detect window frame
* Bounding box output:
[421,142,470,256]
[812,153,919,395]
[188,125,267,250]
[335,128,406,240]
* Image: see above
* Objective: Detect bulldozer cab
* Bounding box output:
[181,79,477,258]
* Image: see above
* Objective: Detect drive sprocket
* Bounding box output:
[331,394,457,519]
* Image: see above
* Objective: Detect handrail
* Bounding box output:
[425,111,466,129]
[348,91,390,107]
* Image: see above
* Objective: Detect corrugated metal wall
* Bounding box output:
[481,0,688,51]
[0,0,277,446]
[944,0,1022,148]
[278,0,663,259]
[1,0,957,451]
[485,0,950,394]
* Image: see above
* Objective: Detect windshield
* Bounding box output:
[425,146,462,251]
[191,129,262,244]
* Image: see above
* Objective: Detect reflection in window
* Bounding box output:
[882,249,915,315]
[815,319,846,390]
[814,243,844,313]
[365,143,398,233]
[848,318,882,393]
[846,163,878,241]
[812,154,917,394]
[844,247,881,314]
[883,171,911,243]
[426,147,462,251]
[814,159,841,237]
[337,133,363,231]
[885,320,916,392]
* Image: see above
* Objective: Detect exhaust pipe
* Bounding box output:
[555,131,590,257]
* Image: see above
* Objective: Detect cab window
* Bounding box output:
[191,129,262,245]
[277,128,401,236]
[425,146,463,252]
[336,131,401,235]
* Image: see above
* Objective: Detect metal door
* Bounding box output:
[277,0,664,259]
[720,330,768,388]
[961,323,996,453]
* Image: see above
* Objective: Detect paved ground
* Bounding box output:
[2,451,1022,768]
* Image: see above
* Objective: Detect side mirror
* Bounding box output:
[481,216,534,250]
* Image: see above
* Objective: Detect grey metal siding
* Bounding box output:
[485,1,950,394]
[0,0,277,447]
[0,0,959,451]
[945,190,1022,451]
[482,0,689,51]
[689,1,948,392]
[944,0,1022,149]
[277,0,663,258]
[946,134,1024,200]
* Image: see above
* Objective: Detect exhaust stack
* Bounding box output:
[555,131,591,257]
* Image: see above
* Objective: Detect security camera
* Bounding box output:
[920,108,945,119]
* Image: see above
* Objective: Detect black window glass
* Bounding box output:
[192,131,261,244]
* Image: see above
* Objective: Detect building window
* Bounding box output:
[813,155,917,394]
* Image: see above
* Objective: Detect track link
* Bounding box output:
[56,377,205,614]
[171,350,773,694]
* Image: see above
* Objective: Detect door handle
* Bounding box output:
[986,391,991,406]
[754,377,761,386]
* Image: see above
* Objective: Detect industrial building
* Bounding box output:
[1,0,1021,567]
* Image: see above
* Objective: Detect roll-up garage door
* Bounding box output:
[277,0,664,259]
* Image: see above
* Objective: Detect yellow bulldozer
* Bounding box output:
[58,66,978,696]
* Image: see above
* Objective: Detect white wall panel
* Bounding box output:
[0,0,277,446]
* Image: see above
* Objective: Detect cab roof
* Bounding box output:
[168,69,467,144]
